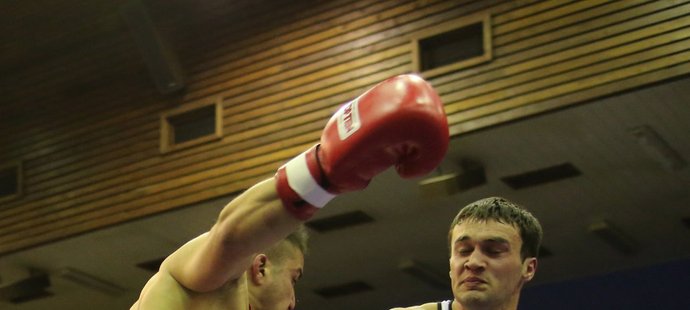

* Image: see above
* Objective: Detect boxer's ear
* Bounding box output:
[521,257,537,282]
[250,254,268,285]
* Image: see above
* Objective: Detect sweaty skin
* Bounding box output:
[131,179,303,310]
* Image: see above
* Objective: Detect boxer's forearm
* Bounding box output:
[162,178,301,293]
[185,178,301,291]
[213,177,302,261]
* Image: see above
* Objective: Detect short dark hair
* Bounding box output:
[285,224,309,255]
[265,225,309,263]
[448,197,542,259]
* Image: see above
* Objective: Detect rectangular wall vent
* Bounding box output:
[0,161,22,203]
[0,272,52,304]
[588,220,637,255]
[412,13,492,78]
[168,104,216,144]
[501,163,581,190]
[419,23,483,70]
[305,210,374,233]
[630,125,686,171]
[160,99,222,153]
[314,281,373,299]
[58,267,126,297]
[398,259,447,290]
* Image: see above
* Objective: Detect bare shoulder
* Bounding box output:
[390,302,438,310]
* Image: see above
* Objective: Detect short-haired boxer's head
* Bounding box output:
[447,197,541,310]
[448,197,542,259]
[265,225,309,263]
[249,226,308,310]
[289,225,309,254]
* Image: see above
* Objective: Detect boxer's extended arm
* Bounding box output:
[163,178,299,292]
[148,74,448,294]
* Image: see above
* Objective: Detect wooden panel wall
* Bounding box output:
[1,0,689,255]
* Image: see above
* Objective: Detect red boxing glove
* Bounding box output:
[275,74,449,220]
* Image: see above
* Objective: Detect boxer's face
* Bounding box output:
[448,219,537,309]
[255,246,304,310]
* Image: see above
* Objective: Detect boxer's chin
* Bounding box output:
[459,290,490,306]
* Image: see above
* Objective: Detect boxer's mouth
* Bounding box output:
[461,277,486,285]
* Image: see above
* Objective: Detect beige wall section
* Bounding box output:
[0,0,688,255]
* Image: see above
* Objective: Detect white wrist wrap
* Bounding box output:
[284,151,336,208]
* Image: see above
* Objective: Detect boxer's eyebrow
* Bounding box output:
[455,235,470,244]
[453,235,471,248]
[455,235,509,244]
[484,237,509,244]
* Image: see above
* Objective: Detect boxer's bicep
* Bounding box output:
[163,232,251,293]
[163,180,289,292]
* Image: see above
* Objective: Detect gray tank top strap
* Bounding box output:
[437,300,452,310]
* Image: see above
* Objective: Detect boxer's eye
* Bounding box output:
[485,248,502,256]
[457,247,473,256]
[483,244,508,256]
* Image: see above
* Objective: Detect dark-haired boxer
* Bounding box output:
[391,197,543,310]
[130,74,449,310]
